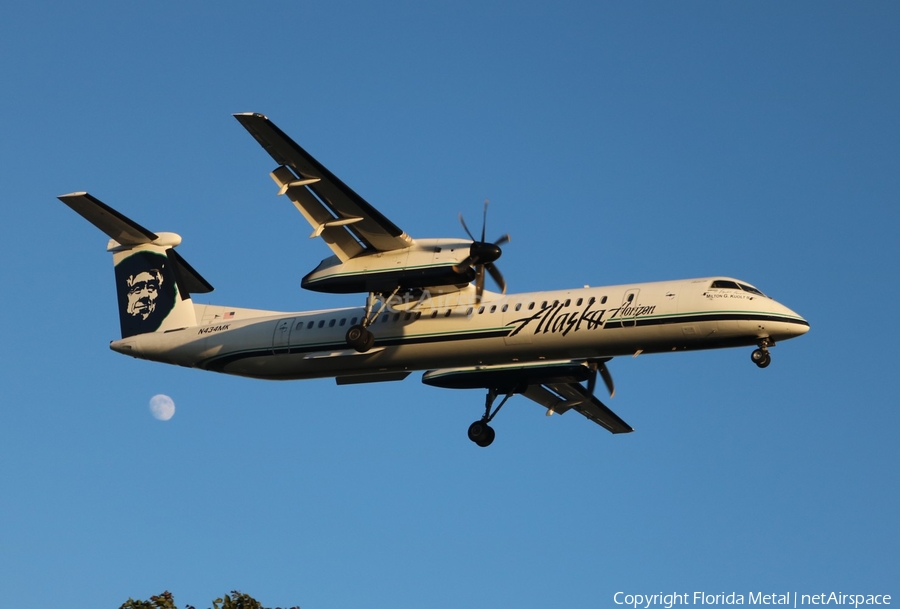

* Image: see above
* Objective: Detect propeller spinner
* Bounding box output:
[454,200,510,302]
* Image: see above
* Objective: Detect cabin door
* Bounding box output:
[620,289,640,327]
[273,318,295,350]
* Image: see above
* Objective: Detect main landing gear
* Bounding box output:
[468,388,515,447]
[345,324,374,352]
[751,338,774,369]
[345,287,402,353]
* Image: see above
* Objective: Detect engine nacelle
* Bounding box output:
[301,238,476,294]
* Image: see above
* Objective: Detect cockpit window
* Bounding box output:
[738,283,767,297]
[710,279,767,297]
[710,280,741,290]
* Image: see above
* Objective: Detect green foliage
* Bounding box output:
[119,591,179,609]
[119,591,299,609]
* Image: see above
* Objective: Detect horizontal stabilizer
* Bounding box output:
[59,192,215,297]
[58,192,157,245]
[166,247,214,295]
[59,189,215,330]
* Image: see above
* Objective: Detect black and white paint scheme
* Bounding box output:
[114,251,178,338]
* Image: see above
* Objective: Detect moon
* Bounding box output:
[149,394,175,421]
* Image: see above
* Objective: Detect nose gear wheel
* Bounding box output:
[751,337,774,368]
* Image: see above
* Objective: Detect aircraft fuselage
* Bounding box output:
[110,276,809,382]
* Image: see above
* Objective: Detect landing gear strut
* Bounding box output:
[468,388,515,447]
[345,287,402,352]
[751,338,774,369]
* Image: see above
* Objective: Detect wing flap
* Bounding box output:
[544,382,633,434]
[235,113,414,253]
[269,166,364,262]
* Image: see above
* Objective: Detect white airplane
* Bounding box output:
[59,113,809,447]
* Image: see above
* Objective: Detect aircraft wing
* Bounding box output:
[520,382,633,434]
[234,113,414,261]
[422,361,633,434]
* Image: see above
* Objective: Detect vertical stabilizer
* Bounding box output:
[59,193,214,338]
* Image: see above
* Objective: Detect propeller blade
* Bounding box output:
[459,202,509,297]
[451,255,476,275]
[459,213,476,242]
[485,262,506,295]
[599,362,615,398]
[586,360,615,398]
[587,362,598,395]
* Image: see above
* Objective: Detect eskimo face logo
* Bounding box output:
[126,269,164,320]
[115,251,178,337]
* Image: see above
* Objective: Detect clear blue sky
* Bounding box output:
[2,2,897,608]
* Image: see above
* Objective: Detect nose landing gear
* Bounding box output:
[751,338,774,368]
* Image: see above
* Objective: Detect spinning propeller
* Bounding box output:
[454,200,510,302]
[587,359,616,399]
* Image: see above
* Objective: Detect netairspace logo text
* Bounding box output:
[613,592,892,609]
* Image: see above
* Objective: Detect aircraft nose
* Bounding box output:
[778,303,810,337]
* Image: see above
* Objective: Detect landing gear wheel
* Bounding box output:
[751,348,771,369]
[346,325,374,353]
[467,421,495,447]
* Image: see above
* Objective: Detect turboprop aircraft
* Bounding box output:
[58,113,810,447]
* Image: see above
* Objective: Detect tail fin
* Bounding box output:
[58,192,214,338]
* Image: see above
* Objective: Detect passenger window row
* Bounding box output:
[294,311,425,332]
[293,294,613,330]
[464,295,608,316]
